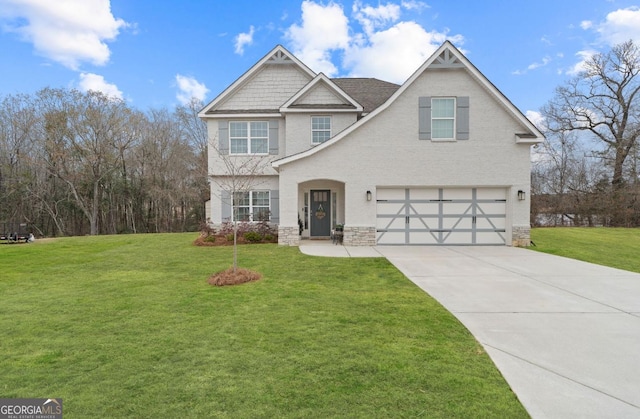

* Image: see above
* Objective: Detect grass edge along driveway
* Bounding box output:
[0,233,527,418]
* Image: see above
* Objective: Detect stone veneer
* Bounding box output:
[278,226,300,246]
[343,226,376,246]
[512,225,531,247]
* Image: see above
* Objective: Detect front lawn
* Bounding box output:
[531,227,640,273]
[0,234,527,418]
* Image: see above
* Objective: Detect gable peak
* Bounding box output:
[428,46,464,69]
[266,48,295,65]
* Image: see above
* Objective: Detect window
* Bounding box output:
[431,98,455,139]
[311,116,331,144]
[229,121,268,154]
[232,191,270,221]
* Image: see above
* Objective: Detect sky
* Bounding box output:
[1,0,640,124]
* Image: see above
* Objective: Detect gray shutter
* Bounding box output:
[456,97,469,140]
[218,120,229,155]
[269,190,279,223]
[221,190,231,221]
[269,120,279,155]
[418,97,431,140]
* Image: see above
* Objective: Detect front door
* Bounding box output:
[310,189,331,237]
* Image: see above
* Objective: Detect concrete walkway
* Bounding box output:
[300,243,640,419]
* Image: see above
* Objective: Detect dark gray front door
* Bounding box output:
[310,190,331,237]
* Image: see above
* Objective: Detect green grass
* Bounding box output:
[531,227,640,273]
[0,234,527,418]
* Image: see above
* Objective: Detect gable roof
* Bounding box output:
[272,41,544,170]
[199,45,316,117]
[332,78,400,114]
[280,73,363,113]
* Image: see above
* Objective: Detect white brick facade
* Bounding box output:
[200,43,543,247]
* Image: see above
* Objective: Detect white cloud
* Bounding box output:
[175,74,209,105]
[400,0,429,12]
[580,20,593,30]
[566,49,597,75]
[0,0,128,70]
[78,73,123,99]
[234,26,255,55]
[284,0,463,82]
[345,22,460,82]
[284,0,350,75]
[527,56,552,70]
[596,7,640,45]
[353,1,401,35]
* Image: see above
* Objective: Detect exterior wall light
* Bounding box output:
[517,190,525,201]
[366,190,372,201]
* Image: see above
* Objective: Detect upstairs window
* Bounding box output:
[229,121,269,154]
[418,96,469,141]
[431,98,455,140]
[311,116,331,144]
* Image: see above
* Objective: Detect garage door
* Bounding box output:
[376,188,506,245]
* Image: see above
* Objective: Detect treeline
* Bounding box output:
[0,88,209,237]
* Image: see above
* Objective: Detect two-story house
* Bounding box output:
[199,41,543,247]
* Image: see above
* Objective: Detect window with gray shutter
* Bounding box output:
[418,96,470,141]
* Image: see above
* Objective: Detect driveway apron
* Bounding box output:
[377,246,640,419]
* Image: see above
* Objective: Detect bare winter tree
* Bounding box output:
[36,88,138,235]
[542,40,640,225]
[208,139,272,271]
[175,98,210,224]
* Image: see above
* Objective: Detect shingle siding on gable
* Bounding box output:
[298,86,346,105]
[218,66,311,110]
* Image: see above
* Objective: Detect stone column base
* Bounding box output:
[512,226,531,247]
[278,226,300,246]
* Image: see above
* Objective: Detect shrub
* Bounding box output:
[244,231,263,243]
[203,235,218,243]
[225,234,234,242]
[199,221,216,237]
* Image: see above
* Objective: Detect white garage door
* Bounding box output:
[376,188,506,245]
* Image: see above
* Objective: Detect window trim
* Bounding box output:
[232,190,271,222]
[431,97,456,141]
[311,115,332,144]
[229,121,269,155]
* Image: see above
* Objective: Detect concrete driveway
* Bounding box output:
[376,246,640,419]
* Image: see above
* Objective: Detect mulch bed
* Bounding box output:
[207,268,262,286]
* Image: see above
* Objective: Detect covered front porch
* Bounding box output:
[277,178,377,247]
[298,179,344,240]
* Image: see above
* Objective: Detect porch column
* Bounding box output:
[277,172,300,246]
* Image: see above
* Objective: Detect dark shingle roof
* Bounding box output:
[331,78,401,113]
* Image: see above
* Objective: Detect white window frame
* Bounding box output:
[232,190,270,222]
[311,116,332,144]
[431,97,456,141]
[229,121,269,155]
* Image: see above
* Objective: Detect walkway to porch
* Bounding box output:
[298,239,382,258]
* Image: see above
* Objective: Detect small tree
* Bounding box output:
[209,140,272,272]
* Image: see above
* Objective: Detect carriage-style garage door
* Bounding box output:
[376,188,506,245]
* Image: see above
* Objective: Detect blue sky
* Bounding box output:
[1,0,640,123]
